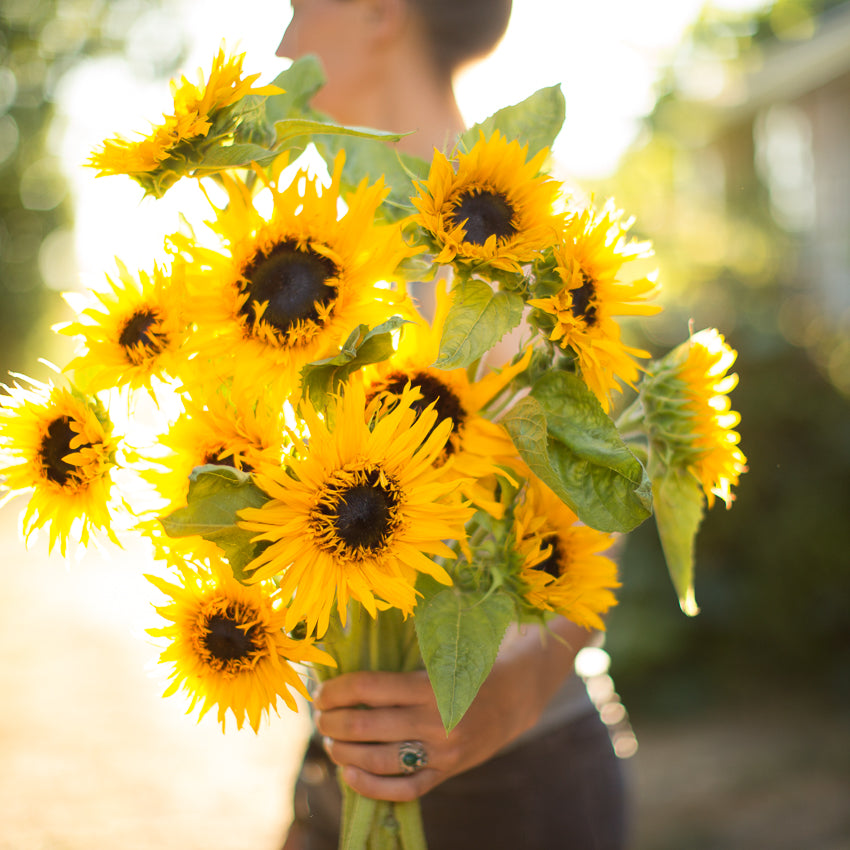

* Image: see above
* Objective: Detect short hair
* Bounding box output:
[408,0,513,75]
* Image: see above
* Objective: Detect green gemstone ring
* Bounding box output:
[398,740,428,775]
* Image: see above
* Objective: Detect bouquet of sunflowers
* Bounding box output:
[0,49,747,850]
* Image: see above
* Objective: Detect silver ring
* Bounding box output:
[398,740,428,775]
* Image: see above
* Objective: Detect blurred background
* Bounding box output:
[1,0,848,847]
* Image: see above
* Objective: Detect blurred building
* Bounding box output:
[703,1,850,322]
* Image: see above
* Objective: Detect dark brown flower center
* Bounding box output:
[202,610,260,663]
[379,371,465,455]
[535,536,564,579]
[449,189,517,246]
[239,241,338,336]
[323,467,400,552]
[118,309,166,356]
[570,273,598,326]
[39,416,89,486]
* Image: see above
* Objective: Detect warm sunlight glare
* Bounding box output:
[56,0,768,286]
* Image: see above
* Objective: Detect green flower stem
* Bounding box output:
[395,800,428,850]
[467,523,491,550]
[614,396,646,437]
[340,781,378,850]
[370,800,401,850]
[335,609,429,850]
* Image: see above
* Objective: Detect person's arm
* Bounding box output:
[313,616,594,801]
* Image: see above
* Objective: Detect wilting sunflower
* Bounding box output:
[88,47,279,196]
[58,259,186,395]
[641,328,747,508]
[175,153,410,398]
[514,478,620,631]
[147,559,334,731]
[362,279,528,515]
[0,376,117,554]
[239,382,470,638]
[411,131,565,273]
[528,201,661,412]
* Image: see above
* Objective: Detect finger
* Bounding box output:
[341,764,437,802]
[323,738,435,776]
[315,671,434,711]
[315,704,437,743]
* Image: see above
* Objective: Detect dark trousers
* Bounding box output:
[287,710,628,850]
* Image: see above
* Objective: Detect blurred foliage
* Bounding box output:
[601,0,850,713]
[0,0,186,377]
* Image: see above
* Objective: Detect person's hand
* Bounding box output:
[313,617,593,801]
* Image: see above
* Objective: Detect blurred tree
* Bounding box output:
[599,0,850,712]
[0,0,186,377]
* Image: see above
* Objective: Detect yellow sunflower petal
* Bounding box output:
[642,328,748,508]
[529,201,662,412]
[88,47,280,193]
[412,131,566,273]
[147,560,333,732]
[514,478,620,630]
[0,375,119,555]
[173,152,411,399]
[238,382,470,637]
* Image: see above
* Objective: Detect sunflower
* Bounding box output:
[145,383,286,511]
[0,376,117,554]
[514,478,620,631]
[58,259,187,395]
[528,201,661,412]
[239,382,470,638]
[641,328,747,508]
[88,47,280,196]
[146,559,334,731]
[174,153,410,399]
[411,131,565,273]
[361,279,528,514]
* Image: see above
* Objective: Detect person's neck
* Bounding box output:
[335,60,465,160]
[385,82,466,160]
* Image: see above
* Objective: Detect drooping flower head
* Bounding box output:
[641,328,747,508]
[513,478,620,631]
[174,153,410,399]
[528,201,661,411]
[146,559,334,731]
[0,376,118,554]
[58,259,187,396]
[88,47,280,197]
[239,382,471,637]
[411,131,565,273]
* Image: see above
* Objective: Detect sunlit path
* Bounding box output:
[0,513,310,850]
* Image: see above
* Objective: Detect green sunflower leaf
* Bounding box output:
[434,278,524,370]
[502,371,653,533]
[650,466,705,617]
[315,134,428,222]
[274,118,404,148]
[160,465,270,580]
[458,85,565,159]
[264,55,328,121]
[301,317,408,409]
[192,142,279,170]
[414,575,513,734]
